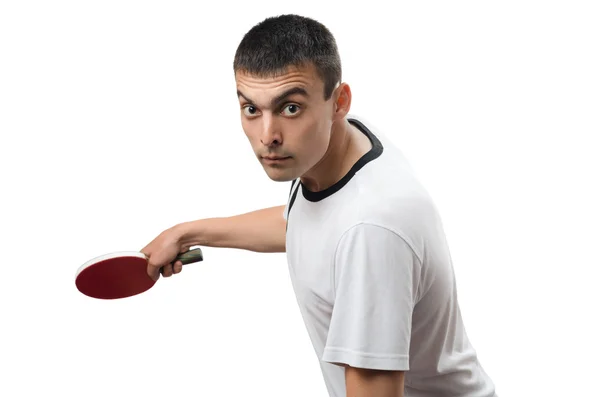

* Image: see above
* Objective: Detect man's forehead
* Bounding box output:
[235,64,321,90]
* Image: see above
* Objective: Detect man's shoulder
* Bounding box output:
[358,190,436,226]
[337,185,440,257]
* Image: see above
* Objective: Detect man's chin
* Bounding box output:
[263,168,298,182]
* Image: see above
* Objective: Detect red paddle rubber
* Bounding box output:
[76,255,153,299]
[75,248,203,300]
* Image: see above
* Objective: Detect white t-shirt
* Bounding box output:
[283,116,497,397]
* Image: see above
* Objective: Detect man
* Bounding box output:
[142,14,498,397]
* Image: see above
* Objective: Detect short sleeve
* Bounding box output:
[322,223,420,371]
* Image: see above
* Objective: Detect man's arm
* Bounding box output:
[176,205,287,253]
[345,366,405,397]
[142,205,287,279]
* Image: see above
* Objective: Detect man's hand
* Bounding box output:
[141,225,190,281]
[345,366,405,397]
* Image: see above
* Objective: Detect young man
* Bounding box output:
[142,14,498,397]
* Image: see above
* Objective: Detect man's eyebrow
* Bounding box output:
[237,90,253,104]
[237,87,309,108]
[270,87,309,108]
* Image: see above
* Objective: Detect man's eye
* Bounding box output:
[282,104,300,116]
[243,105,258,116]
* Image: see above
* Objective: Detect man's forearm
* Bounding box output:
[175,205,287,253]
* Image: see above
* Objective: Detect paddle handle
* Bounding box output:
[175,248,204,265]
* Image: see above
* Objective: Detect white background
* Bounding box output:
[1,1,598,396]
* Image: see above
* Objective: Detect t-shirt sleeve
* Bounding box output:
[322,223,421,371]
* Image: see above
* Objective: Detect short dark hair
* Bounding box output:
[233,14,342,100]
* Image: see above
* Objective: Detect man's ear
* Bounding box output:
[332,82,352,121]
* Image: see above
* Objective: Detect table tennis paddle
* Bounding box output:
[75,248,204,300]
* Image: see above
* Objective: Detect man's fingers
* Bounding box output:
[144,251,182,280]
[161,264,174,278]
[145,253,164,281]
[173,260,183,274]
[147,263,161,282]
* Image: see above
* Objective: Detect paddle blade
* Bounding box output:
[75,255,154,299]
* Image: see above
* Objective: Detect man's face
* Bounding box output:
[235,63,336,182]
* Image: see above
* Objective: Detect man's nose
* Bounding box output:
[260,115,282,146]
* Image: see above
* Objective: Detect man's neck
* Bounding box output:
[300,118,372,192]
